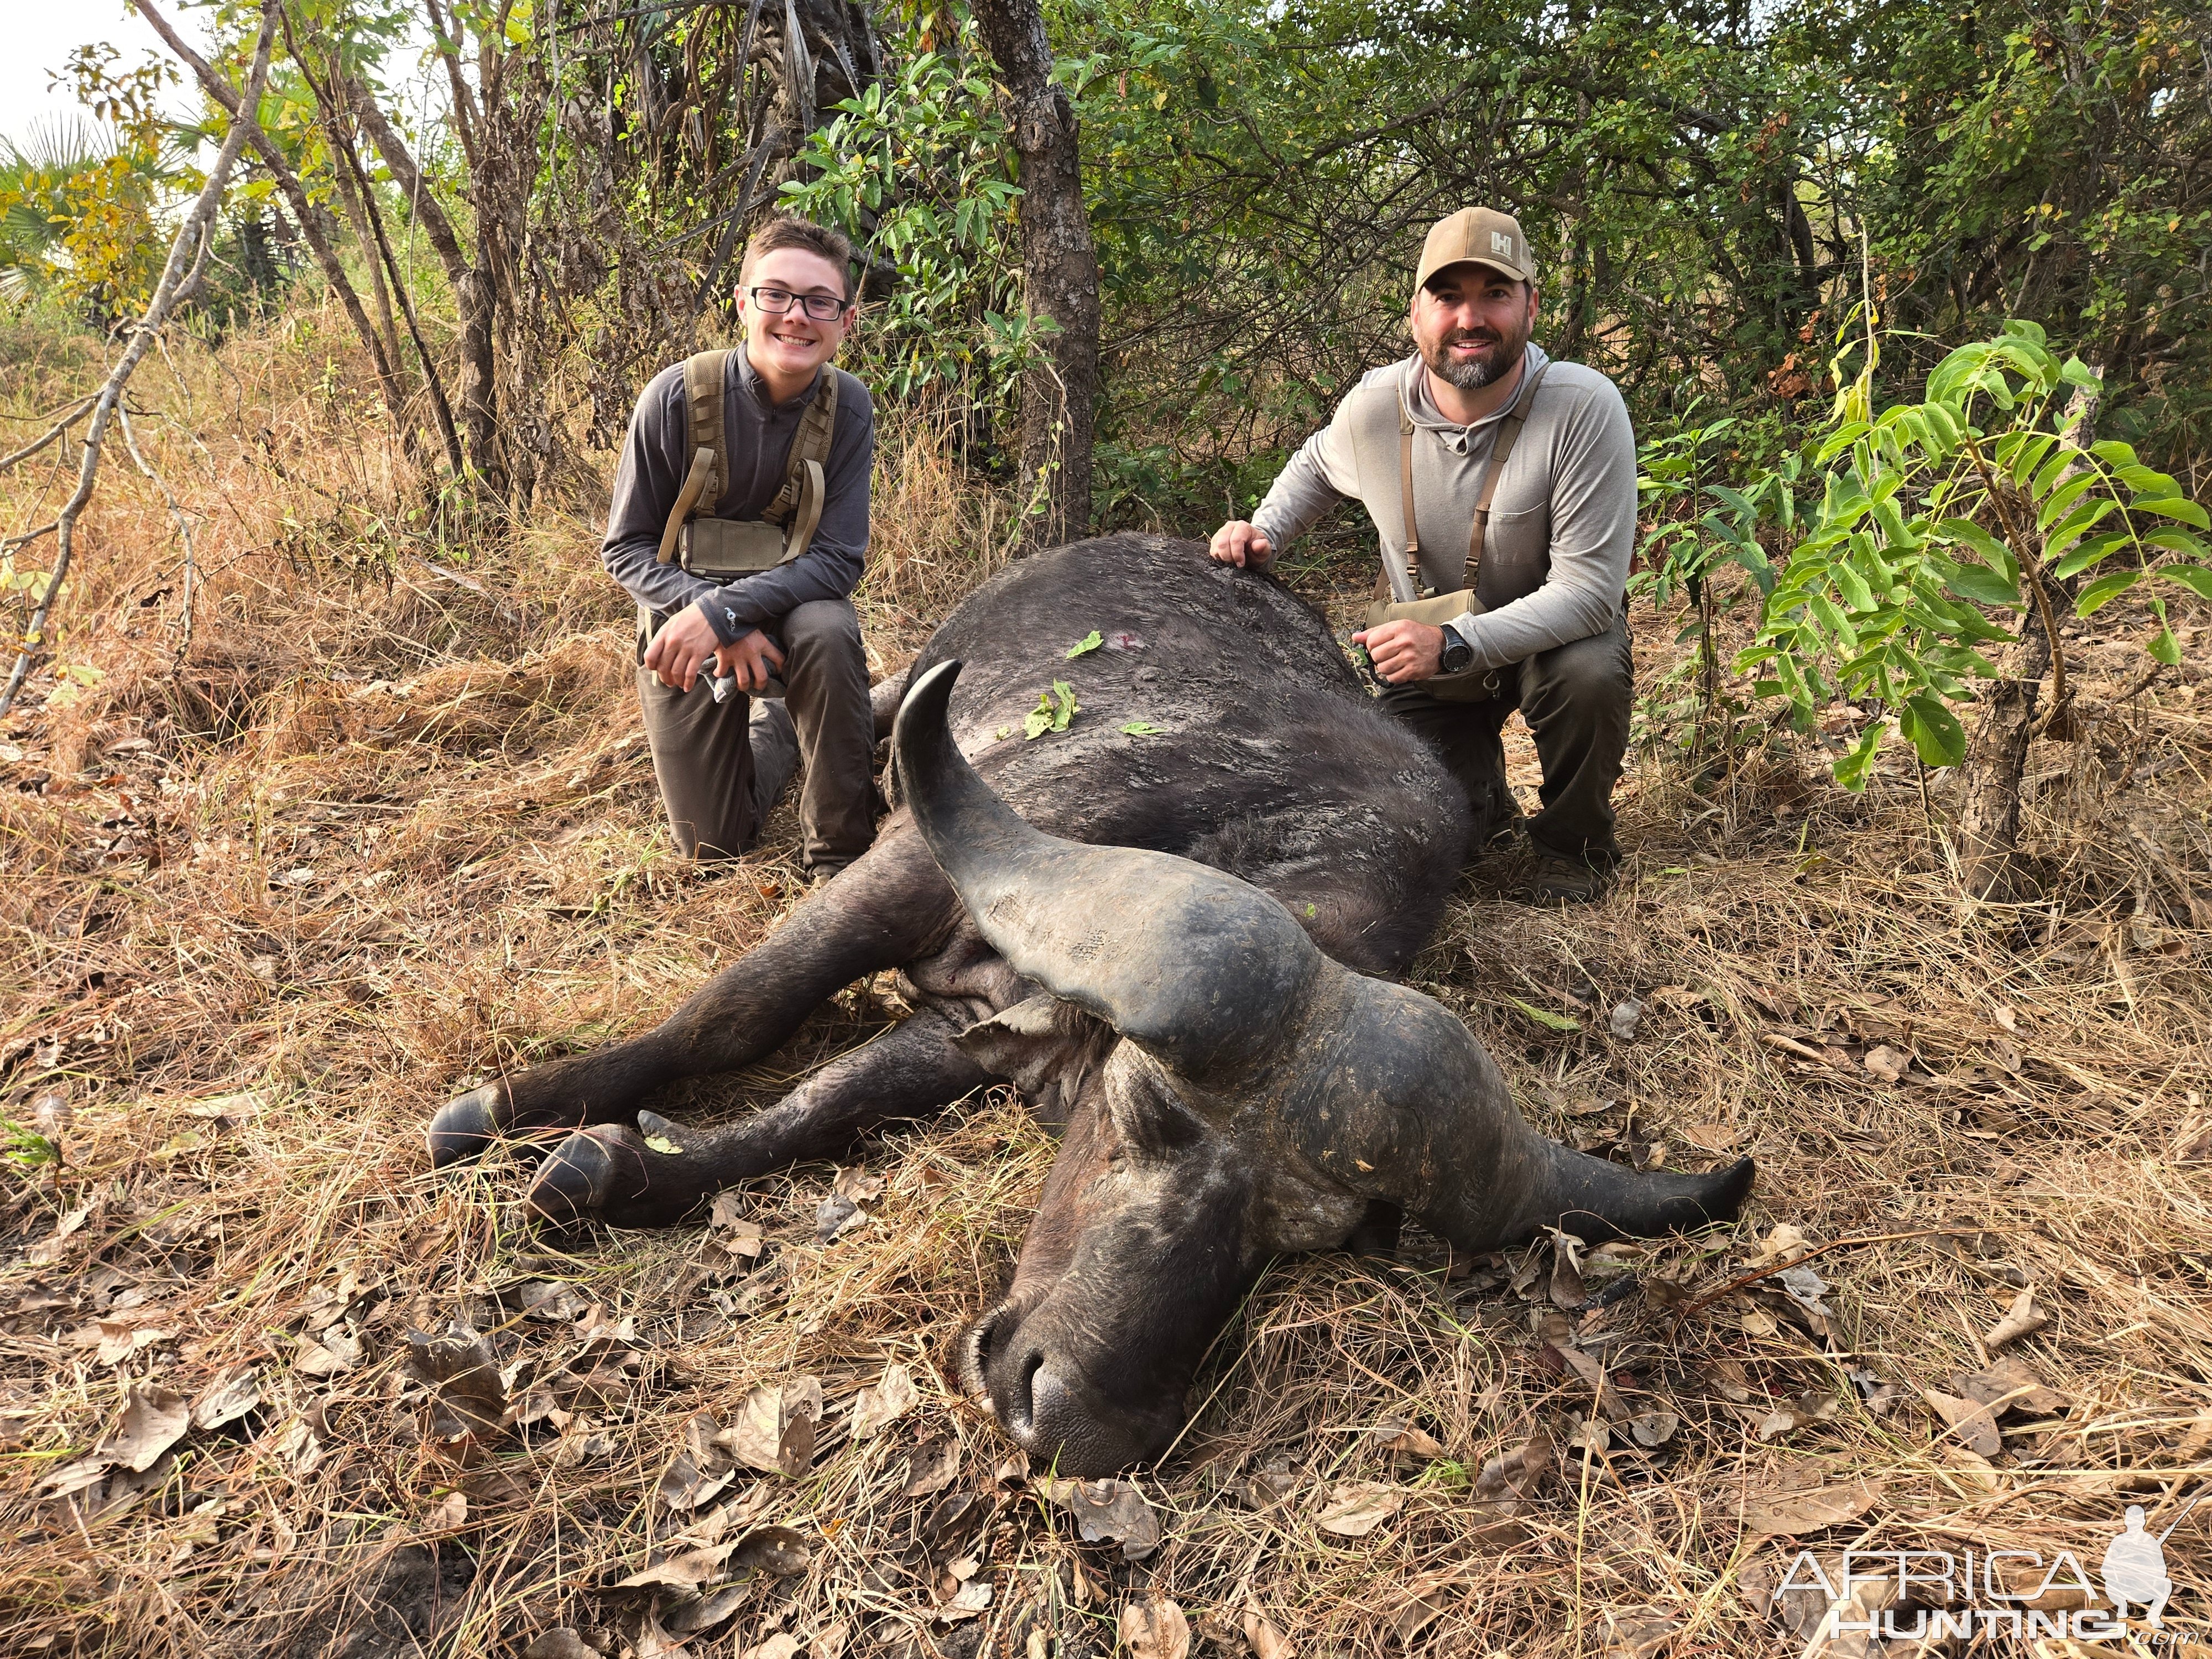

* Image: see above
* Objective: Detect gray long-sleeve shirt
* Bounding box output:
[1249,344,1638,672]
[602,350,877,646]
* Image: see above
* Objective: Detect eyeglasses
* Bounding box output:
[747,285,850,321]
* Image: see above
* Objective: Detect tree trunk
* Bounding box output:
[343,72,505,493]
[1956,371,2100,902]
[1955,612,2053,903]
[972,0,1100,547]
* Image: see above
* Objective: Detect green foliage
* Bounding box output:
[1024,679,1081,739]
[780,15,1045,420]
[0,39,196,320]
[1742,319,2212,786]
[1065,629,1103,658]
[1,1119,60,1171]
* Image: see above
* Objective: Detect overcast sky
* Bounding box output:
[2,3,210,152]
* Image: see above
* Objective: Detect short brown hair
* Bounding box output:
[739,216,856,302]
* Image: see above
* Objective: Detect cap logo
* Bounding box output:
[1490,231,1514,258]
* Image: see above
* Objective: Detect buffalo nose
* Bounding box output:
[998,1349,1048,1439]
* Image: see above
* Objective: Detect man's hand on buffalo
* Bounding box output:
[1208,519,1273,569]
[1353,619,1447,684]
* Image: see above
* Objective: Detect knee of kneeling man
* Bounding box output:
[781,600,863,655]
[1536,643,1631,707]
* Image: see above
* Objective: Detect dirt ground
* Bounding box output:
[4,315,2212,1658]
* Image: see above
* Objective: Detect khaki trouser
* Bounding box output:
[1379,610,1632,864]
[636,597,877,872]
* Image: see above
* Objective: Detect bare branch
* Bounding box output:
[0,400,95,473]
[0,0,280,717]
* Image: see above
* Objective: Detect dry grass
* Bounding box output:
[3,309,2212,1659]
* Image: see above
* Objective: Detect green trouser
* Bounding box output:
[635,597,877,873]
[1379,610,1632,864]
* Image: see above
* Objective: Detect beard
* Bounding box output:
[1423,321,1531,391]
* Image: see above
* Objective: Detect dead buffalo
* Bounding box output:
[430,534,1752,1473]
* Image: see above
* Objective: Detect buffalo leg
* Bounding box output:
[525,1003,995,1228]
[429,831,952,1166]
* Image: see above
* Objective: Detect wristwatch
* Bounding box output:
[1438,623,1475,676]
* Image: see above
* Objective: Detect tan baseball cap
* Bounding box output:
[1414,207,1536,296]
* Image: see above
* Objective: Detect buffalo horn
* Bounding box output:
[894,659,1322,1081]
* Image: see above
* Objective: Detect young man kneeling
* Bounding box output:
[602,216,878,879]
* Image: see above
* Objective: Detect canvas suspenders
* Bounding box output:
[654,351,839,573]
[1390,358,1551,601]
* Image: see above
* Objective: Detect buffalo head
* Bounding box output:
[895,660,1752,1473]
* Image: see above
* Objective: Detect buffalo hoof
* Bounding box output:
[428,1084,507,1168]
[525,1114,708,1229]
[527,1125,628,1229]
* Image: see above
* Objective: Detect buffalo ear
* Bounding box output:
[956,994,1115,1129]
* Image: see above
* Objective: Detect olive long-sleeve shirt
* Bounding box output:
[601,350,876,645]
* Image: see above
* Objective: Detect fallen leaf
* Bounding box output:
[1628,1411,1680,1448]
[717,1379,822,1478]
[903,1437,959,1499]
[1392,1593,1447,1644]
[1750,1223,1808,1266]
[620,1541,740,1589]
[1601,1610,1681,1657]
[1066,630,1103,659]
[1373,1416,1444,1460]
[1740,1472,1883,1536]
[404,1326,507,1442]
[1984,1288,2050,1349]
[848,1361,916,1439]
[1316,1480,1405,1537]
[1506,996,1581,1032]
[742,1636,801,1659]
[1682,1123,1740,1152]
[1473,1432,1553,1512]
[1550,1233,1588,1309]
[1923,1389,2003,1458]
[1242,1604,1290,1659]
[1950,1356,2067,1418]
[521,1630,598,1659]
[84,1318,176,1368]
[40,1457,113,1498]
[1554,1343,1629,1420]
[1120,722,1162,736]
[1756,1392,1840,1442]
[708,1192,750,1230]
[659,1410,737,1510]
[812,1621,849,1659]
[1039,1477,1160,1559]
[426,1489,468,1530]
[1863,1045,1910,1082]
[941,1579,993,1620]
[96,1381,189,1473]
[294,1328,362,1376]
[1608,998,1644,1039]
[1119,1597,1188,1659]
[832,1166,884,1204]
[190,1366,261,1431]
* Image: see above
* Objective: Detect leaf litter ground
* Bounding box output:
[4,326,2212,1657]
